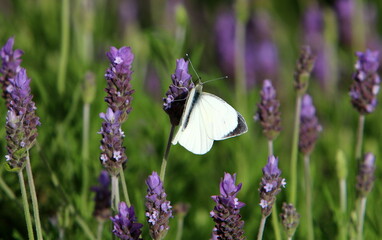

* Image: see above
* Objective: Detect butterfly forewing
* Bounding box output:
[172,84,248,155]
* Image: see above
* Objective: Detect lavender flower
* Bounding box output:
[335,0,354,47]
[163,58,195,126]
[210,173,246,239]
[294,46,316,95]
[111,201,143,240]
[299,94,322,155]
[5,68,40,171]
[0,37,24,106]
[255,79,281,140]
[104,46,134,123]
[259,156,286,217]
[145,172,172,240]
[349,50,380,114]
[356,153,376,197]
[90,170,111,221]
[280,202,300,238]
[98,108,127,176]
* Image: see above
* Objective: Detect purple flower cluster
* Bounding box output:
[349,50,380,114]
[255,79,281,140]
[335,0,354,47]
[0,37,24,106]
[280,202,300,238]
[104,46,134,123]
[1,38,40,171]
[294,46,316,95]
[90,170,111,221]
[163,58,195,126]
[111,201,143,240]
[210,173,246,240]
[299,94,322,155]
[259,156,286,217]
[356,153,376,197]
[214,10,279,88]
[98,108,127,176]
[145,172,172,240]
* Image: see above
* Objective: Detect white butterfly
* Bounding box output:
[172,84,248,155]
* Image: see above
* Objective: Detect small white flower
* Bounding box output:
[264,183,274,192]
[281,178,287,188]
[114,56,123,64]
[259,199,268,209]
[100,154,108,163]
[5,155,11,161]
[113,151,122,161]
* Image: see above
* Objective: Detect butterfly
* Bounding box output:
[172,83,248,155]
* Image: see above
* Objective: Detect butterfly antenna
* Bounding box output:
[185,53,202,84]
[203,76,229,84]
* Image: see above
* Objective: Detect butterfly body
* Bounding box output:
[172,84,248,155]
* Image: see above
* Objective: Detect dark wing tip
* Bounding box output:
[223,112,248,138]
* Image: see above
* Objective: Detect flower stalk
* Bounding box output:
[18,170,35,240]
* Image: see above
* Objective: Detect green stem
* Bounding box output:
[355,115,365,162]
[234,12,247,109]
[289,95,302,204]
[75,214,97,240]
[96,220,105,240]
[0,172,16,199]
[160,125,175,183]
[119,166,131,206]
[268,140,282,240]
[58,0,70,95]
[81,103,90,207]
[356,197,367,240]
[339,178,347,240]
[257,215,268,240]
[26,152,43,240]
[111,175,120,211]
[18,170,35,240]
[175,212,185,240]
[303,154,314,240]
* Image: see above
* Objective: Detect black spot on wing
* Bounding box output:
[223,112,248,138]
[183,90,200,129]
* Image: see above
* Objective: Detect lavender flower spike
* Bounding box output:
[98,108,127,176]
[255,79,281,140]
[111,201,143,240]
[0,37,24,106]
[210,173,246,239]
[294,46,316,95]
[5,68,40,171]
[299,94,322,155]
[356,153,376,197]
[349,49,380,114]
[163,58,195,126]
[104,46,134,123]
[280,202,300,238]
[145,172,172,240]
[90,170,111,221]
[259,156,286,217]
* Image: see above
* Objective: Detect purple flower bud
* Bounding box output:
[0,37,24,106]
[111,202,143,240]
[349,49,380,114]
[356,153,376,197]
[98,108,127,176]
[259,156,286,217]
[299,94,322,155]
[90,170,111,221]
[294,46,316,95]
[335,0,354,47]
[280,202,300,238]
[210,173,245,239]
[163,58,195,126]
[255,79,281,140]
[145,172,172,240]
[5,68,40,171]
[104,46,134,123]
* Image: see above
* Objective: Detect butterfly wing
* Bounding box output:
[172,86,248,155]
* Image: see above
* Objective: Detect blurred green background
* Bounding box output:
[0,0,382,239]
